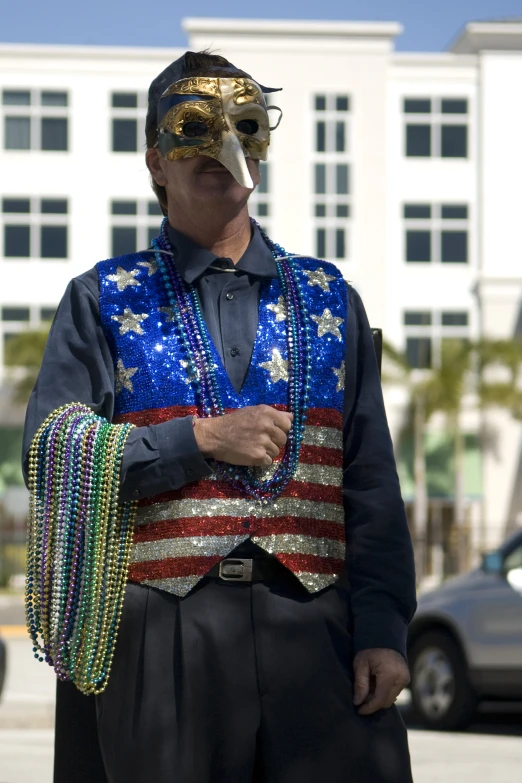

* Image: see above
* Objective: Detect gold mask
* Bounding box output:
[156,77,281,189]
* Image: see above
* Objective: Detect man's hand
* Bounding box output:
[193,405,293,467]
[353,648,410,716]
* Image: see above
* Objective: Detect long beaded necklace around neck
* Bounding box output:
[151,217,312,503]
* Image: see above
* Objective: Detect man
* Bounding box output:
[23,51,416,782]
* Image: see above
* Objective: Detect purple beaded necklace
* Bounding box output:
[151,218,312,502]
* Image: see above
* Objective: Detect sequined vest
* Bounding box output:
[97,250,347,597]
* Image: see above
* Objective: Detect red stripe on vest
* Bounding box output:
[133,515,346,543]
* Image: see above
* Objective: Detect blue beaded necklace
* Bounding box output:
[151,217,312,502]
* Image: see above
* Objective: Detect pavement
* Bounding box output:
[2,592,522,782]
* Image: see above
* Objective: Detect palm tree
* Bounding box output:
[384,337,522,580]
[4,328,50,405]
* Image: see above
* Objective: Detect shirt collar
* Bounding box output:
[165,222,277,284]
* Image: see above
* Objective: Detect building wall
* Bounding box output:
[1,20,522,554]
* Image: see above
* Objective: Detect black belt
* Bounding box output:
[205,557,283,582]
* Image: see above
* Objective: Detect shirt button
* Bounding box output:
[230,347,240,357]
[132,489,140,498]
[226,292,234,300]
[186,468,194,477]
[243,520,250,529]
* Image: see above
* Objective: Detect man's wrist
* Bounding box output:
[193,416,216,458]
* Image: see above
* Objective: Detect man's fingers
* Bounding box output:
[358,676,405,716]
[352,657,371,706]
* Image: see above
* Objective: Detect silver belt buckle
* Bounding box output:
[218,558,253,582]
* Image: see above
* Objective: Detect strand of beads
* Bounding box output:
[151,218,311,502]
[25,403,137,695]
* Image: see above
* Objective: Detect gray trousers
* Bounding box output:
[94,567,413,783]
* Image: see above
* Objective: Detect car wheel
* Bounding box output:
[409,629,478,731]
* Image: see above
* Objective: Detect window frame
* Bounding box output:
[403,96,470,160]
[2,88,70,152]
[1,196,69,260]
[403,203,470,265]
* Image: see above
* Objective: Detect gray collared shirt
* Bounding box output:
[21,222,416,657]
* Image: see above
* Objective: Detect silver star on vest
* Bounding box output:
[115,359,138,394]
[111,308,149,335]
[311,308,344,341]
[259,348,289,384]
[137,259,158,276]
[332,361,345,393]
[303,267,336,292]
[105,266,141,292]
[267,296,287,322]
[158,306,176,322]
[180,360,200,385]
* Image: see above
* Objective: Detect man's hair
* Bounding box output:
[146,50,248,215]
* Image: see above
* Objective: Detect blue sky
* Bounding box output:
[1,1,521,51]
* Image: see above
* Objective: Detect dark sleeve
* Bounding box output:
[21,270,212,503]
[343,285,417,659]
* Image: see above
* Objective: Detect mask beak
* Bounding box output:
[216,129,254,189]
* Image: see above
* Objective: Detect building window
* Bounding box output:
[404,97,468,159]
[312,94,351,262]
[111,92,146,153]
[2,89,69,151]
[1,197,68,259]
[403,309,469,369]
[110,199,163,256]
[404,203,469,264]
[248,162,271,234]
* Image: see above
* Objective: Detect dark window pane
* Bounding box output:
[256,203,269,217]
[335,229,345,259]
[112,92,138,108]
[4,225,30,257]
[147,226,158,246]
[3,90,30,105]
[442,311,468,326]
[441,125,467,158]
[258,163,269,194]
[336,204,350,218]
[404,311,432,326]
[441,99,467,114]
[315,95,326,111]
[112,227,137,256]
[148,201,163,216]
[336,164,349,195]
[335,121,345,152]
[111,200,137,215]
[404,204,431,219]
[315,204,326,217]
[406,337,432,369]
[112,119,137,152]
[441,231,468,263]
[2,307,30,321]
[316,121,325,152]
[315,164,326,194]
[404,99,431,114]
[40,307,57,321]
[406,230,431,262]
[441,204,468,220]
[2,198,30,213]
[41,226,67,258]
[336,96,349,112]
[5,116,30,149]
[41,118,68,151]
[41,199,67,214]
[406,124,431,157]
[41,91,68,107]
[316,228,326,258]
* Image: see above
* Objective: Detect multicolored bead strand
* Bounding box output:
[25,403,137,694]
[151,217,312,502]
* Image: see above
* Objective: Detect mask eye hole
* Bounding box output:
[236,119,259,135]
[182,121,209,138]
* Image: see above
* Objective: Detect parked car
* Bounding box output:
[408,529,522,730]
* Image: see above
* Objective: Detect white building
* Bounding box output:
[1,18,521,577]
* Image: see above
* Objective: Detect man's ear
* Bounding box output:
[145,148,168,187]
